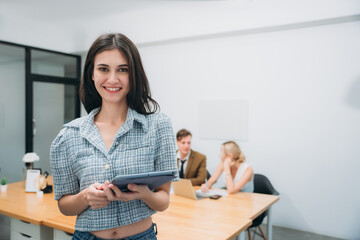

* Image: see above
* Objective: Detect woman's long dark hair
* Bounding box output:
[80,33,159,114]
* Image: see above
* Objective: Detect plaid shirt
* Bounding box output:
[50,107,178,231]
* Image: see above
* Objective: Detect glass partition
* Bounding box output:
[29,50,80,174]
[0,43,26,183]
[31,49,78,78]
[0,41,80,182]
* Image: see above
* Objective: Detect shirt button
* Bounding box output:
[115,141,119,146]
[104,164,110,170]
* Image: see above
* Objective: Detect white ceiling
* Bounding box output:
[1,0,359,53]
[0,0,157,21]
[0,0,227,22]
[0,0,243,52]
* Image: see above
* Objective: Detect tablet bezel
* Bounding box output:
[111,170,177,192]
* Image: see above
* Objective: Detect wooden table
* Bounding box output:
[0,181,61,225]
[1,181,278,240]
[205,192,279,240]
[153,195,252,240]
[42,194,252,240]
[42,214,76,234]
[43,192,278,240]
[153,191,278,240]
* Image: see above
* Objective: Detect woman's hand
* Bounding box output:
[200,183,209,193]
[101,181,171,211]
[86,183,110,210]
[223,157,232,168]
[102,181,152,202]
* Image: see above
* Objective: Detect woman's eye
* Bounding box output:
[99,67,109,72]
[118,68,128,72]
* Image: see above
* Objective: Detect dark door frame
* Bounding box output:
[0,40,81,153]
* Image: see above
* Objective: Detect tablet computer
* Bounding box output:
[111,170,177,192]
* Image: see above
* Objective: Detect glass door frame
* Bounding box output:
[0,40,81,153]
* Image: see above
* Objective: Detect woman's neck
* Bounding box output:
[96,102,128,125]
[231,160,241,170]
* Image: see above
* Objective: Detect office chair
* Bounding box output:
[206,170,211,180]
[247,174,279,240]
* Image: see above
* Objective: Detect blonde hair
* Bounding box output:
[222,141,246,163]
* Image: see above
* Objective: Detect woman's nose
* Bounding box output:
[108,71,119,83]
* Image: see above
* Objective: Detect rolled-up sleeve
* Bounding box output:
[50,128,79,200]
[154,114,179,181]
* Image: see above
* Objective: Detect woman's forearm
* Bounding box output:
[141,183,171,211]
[223,164,236,193]
[142,190,170,211]
[58,189,89,216]
[224,174,237,193]
[208,162,224,188]
[207,176,218,188]
[225,167,253,194]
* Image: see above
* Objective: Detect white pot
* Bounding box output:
[0,184,7,192]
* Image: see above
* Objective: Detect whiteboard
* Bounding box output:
[199,99,248,141]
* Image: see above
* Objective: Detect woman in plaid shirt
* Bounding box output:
[50,33,178,240]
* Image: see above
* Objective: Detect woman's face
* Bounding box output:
[92,49,130,106]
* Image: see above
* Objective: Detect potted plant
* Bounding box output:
[1,177,7,192]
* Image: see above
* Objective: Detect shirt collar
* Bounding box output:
[125,107,148,132]
[80,107,148,139]
[177,149,191,161]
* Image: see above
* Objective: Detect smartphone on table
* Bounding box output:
[209,194,222,200]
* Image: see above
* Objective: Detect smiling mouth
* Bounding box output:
[104,87,122,92]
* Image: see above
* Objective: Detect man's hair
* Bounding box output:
[176,129,192,141]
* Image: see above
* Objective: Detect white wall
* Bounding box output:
[137,20,360,240]
[1,0,360,239]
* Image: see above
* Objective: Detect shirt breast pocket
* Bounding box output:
[72,149,98,180]
[123,142,154,173]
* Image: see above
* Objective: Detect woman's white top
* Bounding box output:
[225,162,254,192]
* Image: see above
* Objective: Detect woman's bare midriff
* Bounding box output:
[90,216,153,239]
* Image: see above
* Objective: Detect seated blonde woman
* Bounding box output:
[201,141,254,194]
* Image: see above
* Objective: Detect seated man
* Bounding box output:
[176,129,207,186]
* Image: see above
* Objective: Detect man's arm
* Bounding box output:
[189,155,207,186]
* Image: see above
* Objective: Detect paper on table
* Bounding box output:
[25,169,40,192]
[195,189,228,197]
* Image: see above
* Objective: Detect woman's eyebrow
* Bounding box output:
[96,64,128,67]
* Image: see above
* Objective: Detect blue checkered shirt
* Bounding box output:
[50,107,179,231]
